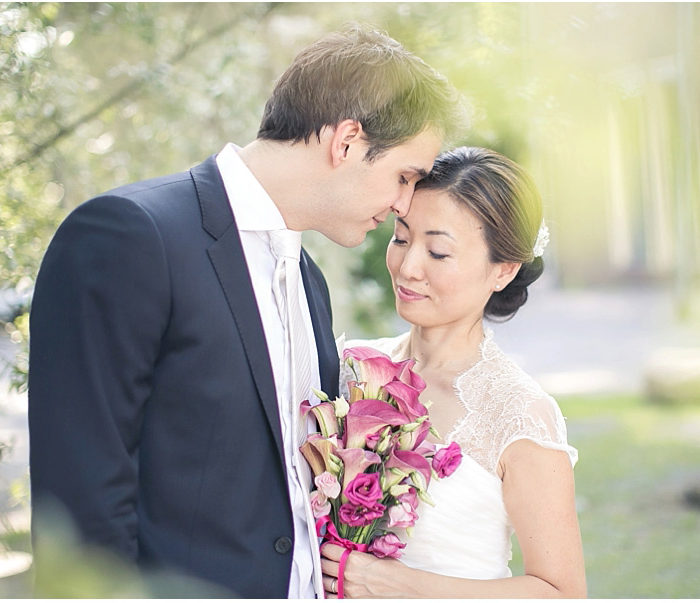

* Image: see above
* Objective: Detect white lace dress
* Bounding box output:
[343,329,577,580]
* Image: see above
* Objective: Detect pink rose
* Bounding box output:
[398,487,419,510]
[310,490,331,518]
[314,471,341,499]
[338,501,386,527]
[344,472,383,506]
[387,501,418,529]
[368,533,406,559]
[432,441,463,478]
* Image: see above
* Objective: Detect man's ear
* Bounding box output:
[329,119,364,167]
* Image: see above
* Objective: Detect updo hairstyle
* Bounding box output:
[415,146,545,321]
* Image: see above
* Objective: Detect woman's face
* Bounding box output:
[386,188,516,330]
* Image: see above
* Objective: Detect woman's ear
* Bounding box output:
[329,119,364,167]
[494,262,521,290]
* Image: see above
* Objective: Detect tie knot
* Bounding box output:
[270,229,302,261]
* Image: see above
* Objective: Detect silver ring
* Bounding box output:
[331,578,338,593]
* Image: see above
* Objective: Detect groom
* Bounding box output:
[28,25,460,597]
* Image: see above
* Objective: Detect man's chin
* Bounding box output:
[326,230,368,248]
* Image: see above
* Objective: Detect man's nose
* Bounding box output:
[391,187,414,218]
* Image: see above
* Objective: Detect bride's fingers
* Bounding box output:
[322,575,338,593]
[320,556,340,578]
[320,542,345,561]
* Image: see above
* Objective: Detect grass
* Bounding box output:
[510,394,700,598]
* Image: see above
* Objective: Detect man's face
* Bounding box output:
[317,129,443,247]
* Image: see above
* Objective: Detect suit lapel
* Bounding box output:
[190,156,285,463]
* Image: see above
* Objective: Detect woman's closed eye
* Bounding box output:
[391,236,407,246]
[429,250,449,260]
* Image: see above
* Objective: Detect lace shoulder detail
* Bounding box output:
[448,331,577,476]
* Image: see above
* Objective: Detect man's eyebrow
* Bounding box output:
[409,166,429,179]
[396,217,410,229]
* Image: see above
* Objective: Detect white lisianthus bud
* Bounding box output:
[390,483,411,497]
[402,422,421,433]
[376,427,392,454]
[312,388,330,402]
[417,489,435,506]
[410,471,427,492]
[328,453,343,475]
[429,426,441,439]
[332,395,349,418]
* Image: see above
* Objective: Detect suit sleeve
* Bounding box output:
[28,195,171,561]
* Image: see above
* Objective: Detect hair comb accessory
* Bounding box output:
[533,221,550,258]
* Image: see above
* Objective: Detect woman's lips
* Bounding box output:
[396,285,427,302]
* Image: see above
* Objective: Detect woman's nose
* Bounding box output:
[399,248,423,281]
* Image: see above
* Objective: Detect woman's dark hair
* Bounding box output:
[415,146,545,321]
[257,24,463,161]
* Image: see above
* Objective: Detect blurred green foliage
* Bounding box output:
[1,2,698,362]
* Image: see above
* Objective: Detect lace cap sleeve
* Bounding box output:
[451,337,578,475]
[498,392,578,469]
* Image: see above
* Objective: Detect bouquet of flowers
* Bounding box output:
[299,346,462,594]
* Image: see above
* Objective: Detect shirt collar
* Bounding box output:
[216,142,287,232]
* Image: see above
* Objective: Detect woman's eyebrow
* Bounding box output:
[426,229,455,240]
[397,217,455,240]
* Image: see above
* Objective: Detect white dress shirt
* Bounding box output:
[216,143,322,598]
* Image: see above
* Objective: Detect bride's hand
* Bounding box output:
[320,542,405,599]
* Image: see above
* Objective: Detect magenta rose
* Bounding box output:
[432,441,463,478]
[368,533,406,559]
[344,472,383,506]
[338,501,386,527]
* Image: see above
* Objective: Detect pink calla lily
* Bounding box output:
[301,400,339,438]
[383,379,428,422]
[299,434,340,477]
[344,399,410,449]
[384,448,432,490]
[397,358,427,393]
[343,347,407,399]
[396,419,431,451]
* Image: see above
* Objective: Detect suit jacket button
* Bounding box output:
[274,536,293,554]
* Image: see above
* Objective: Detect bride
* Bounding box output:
[320,147,586,598]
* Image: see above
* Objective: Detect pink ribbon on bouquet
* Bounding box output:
[316,516,369,599]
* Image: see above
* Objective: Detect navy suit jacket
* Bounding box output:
[28,156,340,597]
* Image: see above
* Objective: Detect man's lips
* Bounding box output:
[396,285,427,301]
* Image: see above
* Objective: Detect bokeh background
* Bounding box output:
[1,2,699,597]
